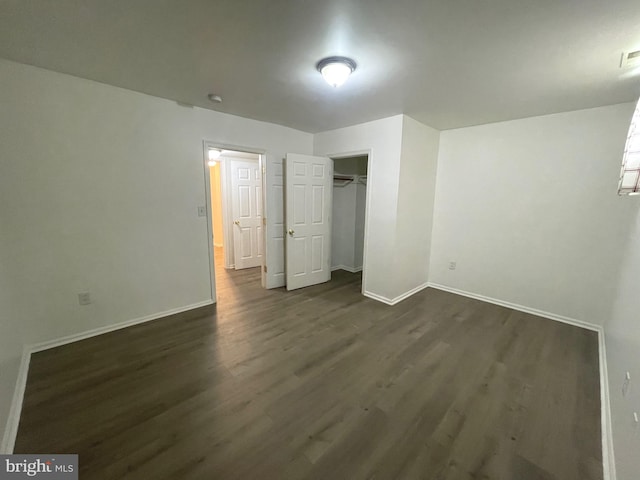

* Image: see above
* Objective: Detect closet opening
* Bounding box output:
[331,154,368,286]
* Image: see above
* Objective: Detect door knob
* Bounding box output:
[234,220,240,225]
[288,229,295,236]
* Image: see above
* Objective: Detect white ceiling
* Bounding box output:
[1,0,639,133]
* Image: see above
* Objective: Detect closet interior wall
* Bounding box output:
[331,156,368,273]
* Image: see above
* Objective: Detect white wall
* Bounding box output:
[0,58,312,451]
[314,116,404,301]
[429,103,640,477]
[331,182,367,272]
[0,250,21,454]
[331,183,357,270]
[392,116,440,299]
[430,103,637,325]
[315,115,439,303]
[5,54,634,474]
[354,182,366,269]
[605,203,640,480]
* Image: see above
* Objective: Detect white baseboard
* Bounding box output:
[426,282,600,332]
[364,282,429,306]
[0,300,214,453]
[0,347,31,454]
[390,282,429,305]
[30,300,213,353]
[426,282,615,479]
[331,265,363,273]
[363,290,394,305]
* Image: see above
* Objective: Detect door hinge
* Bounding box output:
[263,265,267,273]
[263,217,267,225]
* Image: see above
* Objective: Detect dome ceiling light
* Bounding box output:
[316,56,357,88]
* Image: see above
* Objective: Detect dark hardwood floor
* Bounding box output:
[15,249,602,479]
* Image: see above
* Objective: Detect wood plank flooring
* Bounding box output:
[15,254,602,479]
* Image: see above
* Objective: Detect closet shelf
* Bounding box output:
[333,174,355,187]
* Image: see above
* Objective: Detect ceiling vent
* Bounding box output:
[620,50,640,68]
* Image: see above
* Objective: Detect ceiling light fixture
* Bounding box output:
[316,56,357,88]
[207,93,223,103]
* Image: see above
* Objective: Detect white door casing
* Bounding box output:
[230,159,263,269]
[285,153,332,290]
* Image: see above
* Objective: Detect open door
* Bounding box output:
[230,158,263,269]
[285,153,333,290]
[263,157,286,288]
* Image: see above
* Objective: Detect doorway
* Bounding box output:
[203,142,264,302]
[281,152,370,294]
[331,155,368,275]
[205,149,371,297]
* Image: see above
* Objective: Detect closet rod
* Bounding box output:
[333,174,355,187]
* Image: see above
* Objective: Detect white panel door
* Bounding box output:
[263,157,286,288]
[285,153,332,290]
[230,159,263,269]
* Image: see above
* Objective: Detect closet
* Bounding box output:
[331,155,368,273]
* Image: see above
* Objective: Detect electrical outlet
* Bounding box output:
[197,206,206,217]
[623,371,631,397]
[449,261,457,270]
[78,292,91,306]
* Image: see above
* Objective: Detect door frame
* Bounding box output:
[202,140,265,301]
[327,149,372,296]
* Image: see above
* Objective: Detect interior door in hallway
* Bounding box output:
[285,153,332,290]
[230,159,263,269]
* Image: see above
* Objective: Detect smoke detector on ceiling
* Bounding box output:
[620,50,640,69]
